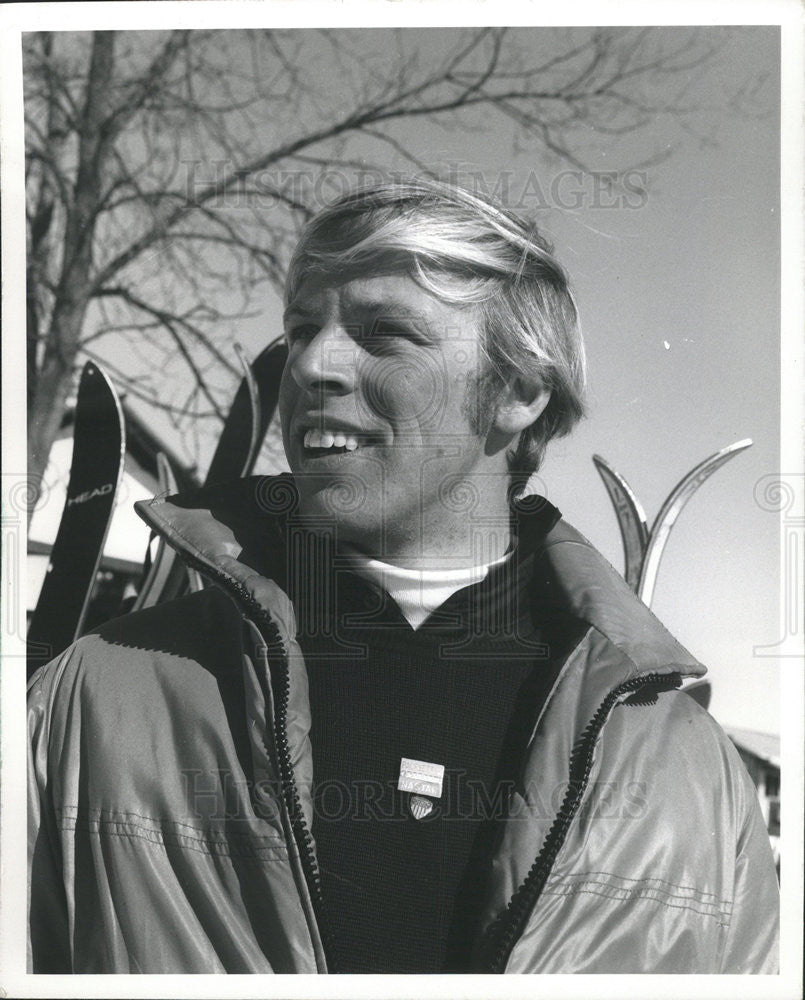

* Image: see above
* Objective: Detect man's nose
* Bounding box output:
[288,324,357,396]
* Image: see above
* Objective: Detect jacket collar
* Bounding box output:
[135,474,705,688]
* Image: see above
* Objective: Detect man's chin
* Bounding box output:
[293,475,376,533]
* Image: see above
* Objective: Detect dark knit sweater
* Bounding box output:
[294,503,565,973]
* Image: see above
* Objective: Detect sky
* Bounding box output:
[229,25,784,734]
[19,22,786,735]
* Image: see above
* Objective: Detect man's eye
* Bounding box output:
[286,323,318,344]
[366,320,407,342]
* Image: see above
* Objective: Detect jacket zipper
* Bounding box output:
[270,634,337,972]
[168,551,335,971]
[474,670,682,973]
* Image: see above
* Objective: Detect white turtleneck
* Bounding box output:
[345,550,513,629]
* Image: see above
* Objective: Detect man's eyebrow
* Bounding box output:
[283,297,434,327]
[344,297,432,325]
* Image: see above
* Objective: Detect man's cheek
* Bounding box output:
[359,356,448,429]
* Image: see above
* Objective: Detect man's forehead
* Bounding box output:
[285,272,468,323]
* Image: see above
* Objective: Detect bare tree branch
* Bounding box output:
[24,26,765,503]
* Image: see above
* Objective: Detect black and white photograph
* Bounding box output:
[1,2,801,996]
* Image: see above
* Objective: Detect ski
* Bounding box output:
[592,454,649,592]
[637,438,752,606]
[204,338,287,486]
[27,361,126,678]
[133,339,287,607]
[131,452,180,611]
[594,440,752,607]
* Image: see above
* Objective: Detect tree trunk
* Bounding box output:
[27,301,91,522]
[26,31,115,524]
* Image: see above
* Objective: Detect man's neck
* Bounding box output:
[337,507,514,570]
[341,536,512,570]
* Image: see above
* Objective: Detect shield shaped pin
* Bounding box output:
[409,794,434,820]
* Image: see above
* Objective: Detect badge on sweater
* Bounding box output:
[398,758,444,821]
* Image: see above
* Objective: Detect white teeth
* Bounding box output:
[303,429,362,451]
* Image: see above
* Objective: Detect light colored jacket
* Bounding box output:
[28,477,779,973]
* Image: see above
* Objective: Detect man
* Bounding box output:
[28,178,779,974]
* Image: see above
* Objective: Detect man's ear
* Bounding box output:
[492,375,551,435]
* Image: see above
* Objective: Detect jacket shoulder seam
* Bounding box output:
[542,880,732,923]
[57,812,288,859]
[555,871,732,906]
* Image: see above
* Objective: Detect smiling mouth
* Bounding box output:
[301,428,389,454]
[304,429,360,452]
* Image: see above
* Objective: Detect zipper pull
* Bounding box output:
[620,673,682,707]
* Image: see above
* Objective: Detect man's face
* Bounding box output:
[279,273,506,561]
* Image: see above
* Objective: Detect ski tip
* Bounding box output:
[725,438,753,453]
